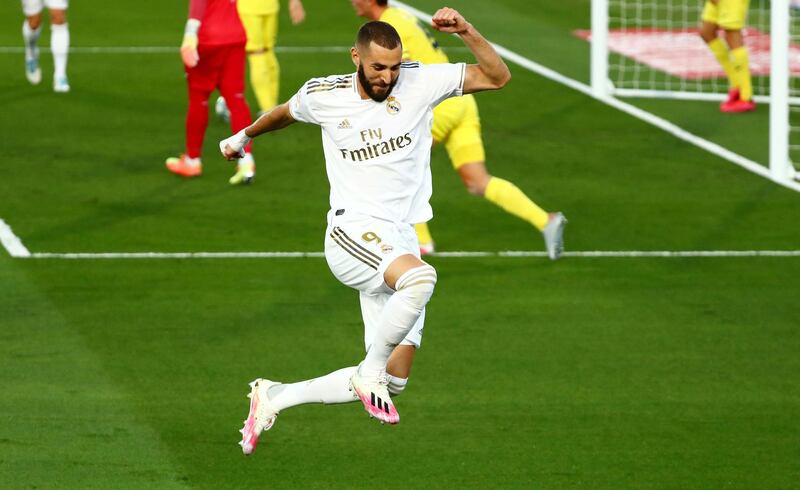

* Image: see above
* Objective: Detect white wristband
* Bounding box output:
[220,128,251,157]
[231,128,251,151]
[185,18,201,36]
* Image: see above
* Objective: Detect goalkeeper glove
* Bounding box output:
[180,19,201,68]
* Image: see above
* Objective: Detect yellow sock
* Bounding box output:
[730,46,753,101]
[414,222,434,246]
[707,38,738,89]
[248,50,280,112]
[484,177,549,231]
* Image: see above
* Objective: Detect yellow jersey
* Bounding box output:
[238,0,279,15]
[379,7,448,64]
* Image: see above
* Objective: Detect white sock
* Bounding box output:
[238,152,254,167]
[387,375,408,395]
[360,265,436,377]
[185,156,201,167]
[267,367,358,411]
[22,21,41,61]
[50,23,69,79]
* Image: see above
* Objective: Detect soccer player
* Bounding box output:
[166,0,256,183]
[240,0,306,113]
[351,0,566,260]
[21,0,70,93]
[216,0,306,185]
[700,0,756,113]
[220,8,511,454]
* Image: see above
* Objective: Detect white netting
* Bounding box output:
[607,0,770,96]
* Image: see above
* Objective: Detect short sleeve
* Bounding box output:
[288,81,320,125]
[422,62,466,107]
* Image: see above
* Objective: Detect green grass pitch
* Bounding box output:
[1,1,798,488]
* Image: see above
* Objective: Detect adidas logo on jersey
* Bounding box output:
[337,119,352,129]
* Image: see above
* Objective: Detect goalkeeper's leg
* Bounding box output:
[219,43,256,183]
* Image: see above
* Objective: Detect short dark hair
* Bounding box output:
[356,21,402,51]
[376,0,388,5]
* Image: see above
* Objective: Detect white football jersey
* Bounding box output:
[288,61,466,224]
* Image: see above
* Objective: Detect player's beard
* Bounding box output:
[358,63,397,102]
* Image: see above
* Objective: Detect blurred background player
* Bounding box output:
[167,0,256,183]
[700,0,755,113]
[351,0,566,260]
[215,0,306,185]
[21,0,70,93]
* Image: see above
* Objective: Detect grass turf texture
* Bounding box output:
[1,0,799,488]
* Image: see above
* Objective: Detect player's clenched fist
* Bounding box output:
[431,7,469,34]
[219,129,251,160]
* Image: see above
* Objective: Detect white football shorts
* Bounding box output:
[324,209,425,349]
[22,0,68,17]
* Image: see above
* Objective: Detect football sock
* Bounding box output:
[730,46,753,101]
[22,21,41,61]
[414,222,434,246]
[387,375,408,396]
[50,23,69,79]
[360,265,437,377]
[484,177,549,231]
[708,38,737,90]
[267,367,358,411]
[184,156,201,167]
[248,50,280,112]
[238,152,254,167]
[186,89,211,158]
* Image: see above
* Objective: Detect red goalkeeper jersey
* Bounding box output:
[189,0,246,46]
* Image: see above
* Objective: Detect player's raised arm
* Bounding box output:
[219,102,296,160]
[431,7,511,94]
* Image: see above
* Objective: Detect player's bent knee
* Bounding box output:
[395,264,437,308]
[27,15,43,30]
[458,163,491,196]
[387,375,408,396]
[464,179,487,196]
[50,10,67,24]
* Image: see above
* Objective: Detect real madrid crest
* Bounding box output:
[386,96,401,115]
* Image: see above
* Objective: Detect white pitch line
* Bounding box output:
[0,218,31,258]
[28,251,325,259]
[20,250,800,259]
[0,45,472,54]
[0,46,350,54]
[391,1,800,194]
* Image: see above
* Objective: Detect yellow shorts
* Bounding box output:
[431,94,485,168]
[239,12,278,53]
[702,0,750,30]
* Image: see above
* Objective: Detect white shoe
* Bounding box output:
[229,154,255,185]
[239,378,280,455]
[215,96,231,124]
[350,368,399,424]
[25,58,41,85]
[542,212,567,260]
[53,75,70,93]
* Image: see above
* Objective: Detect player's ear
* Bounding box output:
[350,47,360,68]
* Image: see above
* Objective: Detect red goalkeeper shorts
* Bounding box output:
[186,42,247,93]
